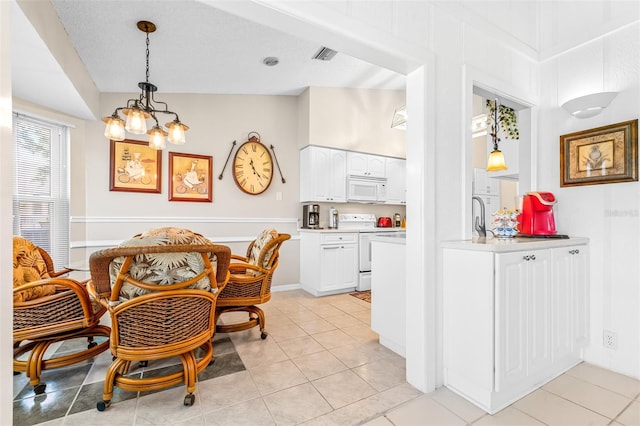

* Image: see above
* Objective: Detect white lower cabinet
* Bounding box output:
[443,242,589,413]
[300,232,358,296]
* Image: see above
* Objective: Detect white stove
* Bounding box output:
[338,213,400,291]
[338,213,376,231]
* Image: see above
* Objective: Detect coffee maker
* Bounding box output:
[302,204,320,229]
[519,192,557,236]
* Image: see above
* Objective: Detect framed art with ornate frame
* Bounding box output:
[560,119,638,187]
[168,152,213,202]
[110,139,161,193]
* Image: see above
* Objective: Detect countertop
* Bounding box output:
[298,227,405,233]
[441,236,589,252]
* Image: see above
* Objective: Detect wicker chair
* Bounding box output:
[88,242,230,411]
[13,236,110,395]
[215,229,290,339]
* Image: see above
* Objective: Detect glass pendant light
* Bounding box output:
[147,126,167,150]
[487,149,507,171]
[102,114,126,141]
[166,120,188,145]
[486,98,508,171]
[124,108,148,134]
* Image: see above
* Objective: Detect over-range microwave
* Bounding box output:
[347,176,387,202]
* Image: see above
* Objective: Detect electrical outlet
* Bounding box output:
[603,330,617,350]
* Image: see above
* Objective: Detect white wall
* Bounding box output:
[538,22,640,378]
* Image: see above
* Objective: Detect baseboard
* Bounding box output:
[271,283,302,292]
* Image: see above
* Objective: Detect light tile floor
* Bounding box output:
[19,289,640,425]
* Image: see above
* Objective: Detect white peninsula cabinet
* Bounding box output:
[442,238,589,414]
[300,146,346,203]
[300,231,358,296]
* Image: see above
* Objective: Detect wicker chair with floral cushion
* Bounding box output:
[87,227,231,411]
[13,236,110,395]
[215,229,290,339]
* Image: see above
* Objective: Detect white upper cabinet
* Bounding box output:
[473,168,500,196]
[347,152,386,178]
[299,146,346,203]
[385,157,406,205]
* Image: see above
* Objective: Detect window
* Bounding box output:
[13,113,69,267]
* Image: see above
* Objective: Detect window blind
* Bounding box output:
[13,114,69,267]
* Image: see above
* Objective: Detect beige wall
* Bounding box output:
[38,88,402,289]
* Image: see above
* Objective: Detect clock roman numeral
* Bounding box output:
[251,143,257,152]
[250,184,255,193]
[236,170,244,177]
[242,147,248,155]
[261,174,269,180]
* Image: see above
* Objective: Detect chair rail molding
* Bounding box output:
[71,216,298,224]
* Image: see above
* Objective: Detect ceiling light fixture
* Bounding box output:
[391,106,407,130]
[102,21,189,149]
[561,91,618,119]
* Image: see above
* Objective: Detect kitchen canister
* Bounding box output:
[492,207,519,238]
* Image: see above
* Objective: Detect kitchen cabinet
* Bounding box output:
[300,231,358,296]
[347,152,386,178]
[300,146,346,203]
[384,157,406,205]
[473,168,500,196]
[442,239,589,414]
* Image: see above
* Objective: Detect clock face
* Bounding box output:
[233,139,274,195]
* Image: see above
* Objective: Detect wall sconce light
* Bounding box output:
[561,91,618,119]
[391,106,407,130]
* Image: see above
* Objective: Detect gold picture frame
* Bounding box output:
[110,139,161,193]
[560,119,638,187]
[168,152,213,202]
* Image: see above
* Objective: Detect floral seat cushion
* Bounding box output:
[246,228,278,276]
[109,227,219,301]
[13,237,55,303]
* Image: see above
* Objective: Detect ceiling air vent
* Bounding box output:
[312,46,337,61]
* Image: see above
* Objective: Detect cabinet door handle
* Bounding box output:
[530,254,536,260]
[523,255,530,261]
[523,254,536,261]
[569,249,580,255]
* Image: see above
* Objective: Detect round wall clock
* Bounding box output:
[232,135,274,195]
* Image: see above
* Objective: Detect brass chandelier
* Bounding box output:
[102,21,189,149]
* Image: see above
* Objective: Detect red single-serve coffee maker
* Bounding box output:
[519,191,557,236]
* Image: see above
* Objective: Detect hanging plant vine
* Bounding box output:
[486,99,520,140]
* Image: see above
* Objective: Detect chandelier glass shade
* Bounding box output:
[102,21,188,149]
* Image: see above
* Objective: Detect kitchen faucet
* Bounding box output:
[472,196,486,237]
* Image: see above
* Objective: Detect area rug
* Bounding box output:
[350,290,371,303]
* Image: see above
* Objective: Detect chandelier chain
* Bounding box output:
[145,30,150,84]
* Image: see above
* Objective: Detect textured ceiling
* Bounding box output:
[49,0,406,96]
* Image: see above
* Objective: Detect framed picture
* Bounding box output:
[168,152,213,202]
[560,119,638,187]
[110,139,161,193]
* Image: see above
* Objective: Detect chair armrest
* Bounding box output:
[228,262,267,276]
[14,277,97,316]
[231,254,249,262]
[48,268,73,278]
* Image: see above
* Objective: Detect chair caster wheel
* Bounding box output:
[88,341,97,349]
[33,383,46,395]
[208,358,215,366]
[184,394,195,406]
[13,371,21,376]
[97,400,110,411]
[260,331,268,340]
[139,360,148,368]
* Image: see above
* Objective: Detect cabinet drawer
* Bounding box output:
[320,233,357,244]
